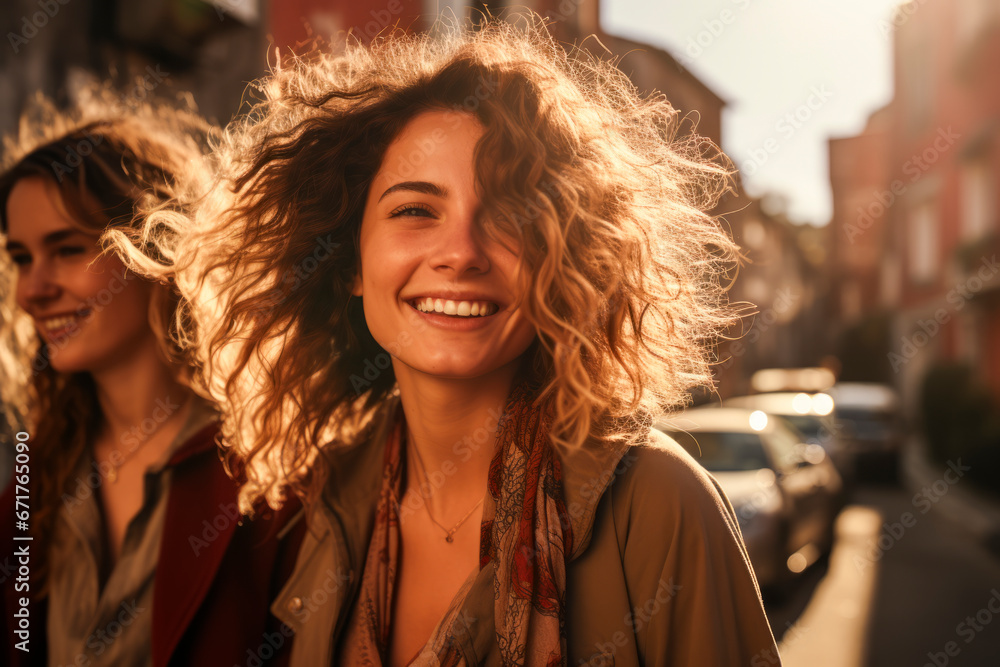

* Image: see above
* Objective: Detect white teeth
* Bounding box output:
[42,315,80,331]
[412,297,497,317]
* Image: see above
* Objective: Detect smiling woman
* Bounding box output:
[353,110,537,383]
[0,111,205,589]
[0,96,304,666]
[114,10,781,666]
[5,176,156,375]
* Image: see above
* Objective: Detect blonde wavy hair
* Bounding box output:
[111,11,740,513]
[0,89,215,591]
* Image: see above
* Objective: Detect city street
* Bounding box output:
[1,0,998,664]
[766,484,1000,667]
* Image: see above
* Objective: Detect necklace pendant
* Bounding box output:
[445,534,454,543]
[107,467,117,483]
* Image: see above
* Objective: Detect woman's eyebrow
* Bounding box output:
[377,180,449,203]
[4,229,81,251]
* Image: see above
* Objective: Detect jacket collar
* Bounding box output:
[164,396,222,467]
[318,395,400,578]
[559,432,634,558]
[320,393,634,560]
[269,397,399,666]
[271,393,637,663]
[152,420,234,667]
[149,391,232,667]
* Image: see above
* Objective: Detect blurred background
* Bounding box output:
[0,0,998,664]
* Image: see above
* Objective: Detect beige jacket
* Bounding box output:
[271,398,781,666]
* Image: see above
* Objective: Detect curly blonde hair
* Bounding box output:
[112,11,740,513]
[0,89,216,591]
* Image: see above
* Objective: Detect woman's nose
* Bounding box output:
[20,261,60,304]
[429,209,491,276]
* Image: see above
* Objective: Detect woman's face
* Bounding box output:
[5,176,156,375]
[353,109,537,380]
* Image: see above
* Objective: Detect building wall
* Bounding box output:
[884,0,1000,411]
[0,0,270,133]
[828,105,892,323]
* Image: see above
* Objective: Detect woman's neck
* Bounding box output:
[393,358,520,508]
[90,334,193,459]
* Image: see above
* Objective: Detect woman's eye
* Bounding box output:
[56,246,85,258]
[9,254,30,266]
[388,204,435,218]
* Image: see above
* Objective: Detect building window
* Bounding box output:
[742,218,766,250]
[956,0,995,48]
[841,281,861,320]
[909,202,938,284]
[428,0,473,22]
[960,159,995,241]
[880,253,902,306]
[904,31,933,132]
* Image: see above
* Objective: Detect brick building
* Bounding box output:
[828,0,1000,413]
[887,0,1000,411]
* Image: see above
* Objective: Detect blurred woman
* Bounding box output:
[0,97,303,666]
[121,12,781,667]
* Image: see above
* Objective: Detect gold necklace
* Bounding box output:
[97,397,191,483]
[105,449,139,483]
[409,440,484,544]
[96,435,148,484]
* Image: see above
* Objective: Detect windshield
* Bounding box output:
[780,415,830,443]
[836,408,897,440]
[662,430,770,472]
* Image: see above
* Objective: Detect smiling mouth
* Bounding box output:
[409,297,499,317]
[38,310,91,335]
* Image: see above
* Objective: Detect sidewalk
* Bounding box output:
[900,435,1000,557]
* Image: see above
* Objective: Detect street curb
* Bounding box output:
[901,436,1000,557]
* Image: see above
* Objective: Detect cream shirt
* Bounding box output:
[45,396,217,667]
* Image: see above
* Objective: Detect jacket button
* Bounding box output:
[288,597,304,613]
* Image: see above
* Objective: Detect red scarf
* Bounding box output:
[480,381,573,665]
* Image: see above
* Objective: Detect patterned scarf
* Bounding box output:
[480,382,573,666]
[337,382,574,666]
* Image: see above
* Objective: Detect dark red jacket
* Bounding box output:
[1,423,306,667]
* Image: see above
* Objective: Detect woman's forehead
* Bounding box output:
[371,110,483,192]
[5,177,72,235]
[385,110,482,159]
[4,176,101,241]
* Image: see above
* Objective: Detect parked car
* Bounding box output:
[656,407,843,593]
[828,382,904,482]
[722,392,853,483]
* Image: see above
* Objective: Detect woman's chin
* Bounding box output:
[412,363,490,380]
[45,355,87,375]
[43,343,97,375]
[400,353,520,382]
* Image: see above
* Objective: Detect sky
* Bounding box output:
[603,0,907,226]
